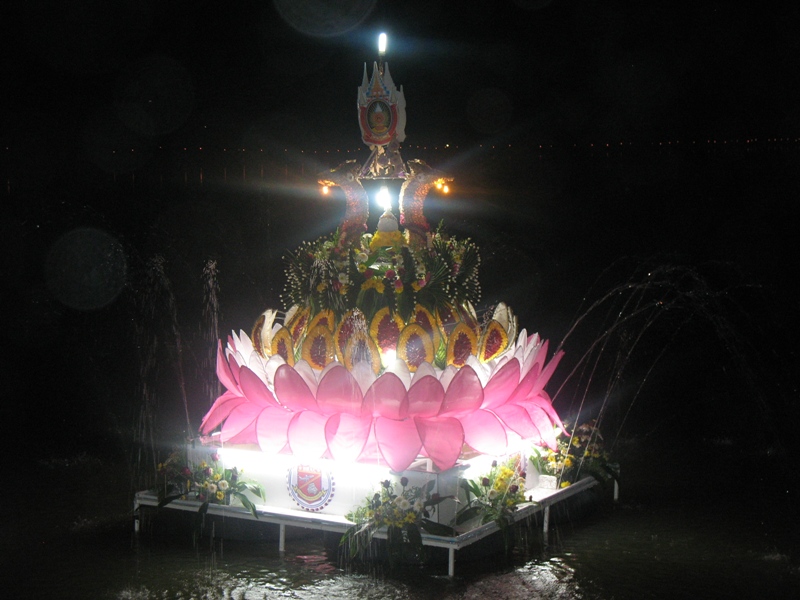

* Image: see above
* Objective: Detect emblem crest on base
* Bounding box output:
[286,465,335,511]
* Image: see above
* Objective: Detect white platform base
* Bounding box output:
[134,476,600,577]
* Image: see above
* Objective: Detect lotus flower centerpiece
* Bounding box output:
[198,58,565,474]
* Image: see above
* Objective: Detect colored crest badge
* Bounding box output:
[287,464,335,511]
[357,61,406,147]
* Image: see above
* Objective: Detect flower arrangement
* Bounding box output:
[456,456,527,530]
[155,450,265,519]
[282,227,481,328]
[341,477,454,564]
[530,421,618,487]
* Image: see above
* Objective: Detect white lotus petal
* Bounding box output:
[412,361,437,384]
[438,364,458,392]
[263,354,286,390]
[247,352,269,385]
[384,358,411,390]
[294,359,320,394]
[351,361,377,396]
[465,355,489,386]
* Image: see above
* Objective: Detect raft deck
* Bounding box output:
[134,477,603,577]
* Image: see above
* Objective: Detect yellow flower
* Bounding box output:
[316,282,327,292]
[216,491,225,501]
[199,461,208,468]
[361,278,385,294]
[560,481,571,488]
[213,473,221,481]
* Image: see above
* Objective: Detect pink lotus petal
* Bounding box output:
[363,372,408,419]
[516,390,564,431]
[325,413,372,462]
[200,391,246,434]
[239,366,280,408]
[286,411,328,458]
[415,417,464,471]
[528,339,549,374]
[506,361,541,405]
[228,359,241,386]
[216,341,239,392]
[481,358,520,410]
[219,403,263,444]
[407,375,445,417]
[438,366,484,416]
[255,406,294,454]
[530,350,565,397]
[316,365,364,416]
[374,417,422,472]
[356,422,382,465]
[524,405,558,449]
[274,364,319,411]
[493,403,541,439]
[461,410,508,455]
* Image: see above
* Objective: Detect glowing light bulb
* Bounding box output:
[378,33,387,54]
[377,186,391,211]
[321,185,330,195]
[442,185,450,194]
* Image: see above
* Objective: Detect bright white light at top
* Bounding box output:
[377,185,391,211]
[378,33,387,54]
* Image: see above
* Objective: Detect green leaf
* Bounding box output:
[455,505,484,525]
[424,494,453,508]
[157,494,183,509]
[237,493,259,519]
[420,519,456,537]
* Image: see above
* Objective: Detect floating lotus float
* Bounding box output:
[199,59,566,473]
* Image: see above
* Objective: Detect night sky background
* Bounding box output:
[2,1,799,465]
